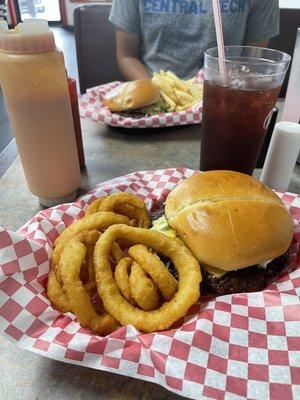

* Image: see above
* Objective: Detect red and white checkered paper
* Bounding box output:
[1,168,300,400]
[79,73,204,129]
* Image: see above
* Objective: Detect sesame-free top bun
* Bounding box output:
[165,171,294,271]
[103,80,160,112]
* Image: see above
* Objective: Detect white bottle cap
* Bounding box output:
[0,19,8,34]
[0,19,55,53]
[18,19,50,35]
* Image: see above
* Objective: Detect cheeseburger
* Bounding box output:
[103,80,160,113]
[152,171,294,295]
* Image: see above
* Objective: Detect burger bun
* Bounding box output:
[103,80,160,112]
[165,171,294,271]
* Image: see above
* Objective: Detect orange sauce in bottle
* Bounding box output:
[0,20,81,206]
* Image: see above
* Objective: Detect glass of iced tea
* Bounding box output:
[200,46,291,175]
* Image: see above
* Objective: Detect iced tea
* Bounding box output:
[200,46,291,175]
[201,81,281,175]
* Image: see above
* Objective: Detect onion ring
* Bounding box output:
[53,229,101,286]
[87,197,137,222]
[53,229,100,270]
[81,244,96,292]
[49,215,128,321]
[59,239,119,335]
[48,256,124,323]
[129,261,160,311]
[85,197,105,216]
[98,193,150,228]
[93,224,201,332]
[111,242,126,264]
[52,229,125,293]
[128,245,178,301]
[55,212,131,247]
[114,257,136,306]
[47,268,70,313]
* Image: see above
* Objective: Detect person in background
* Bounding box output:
[109,0,279,81]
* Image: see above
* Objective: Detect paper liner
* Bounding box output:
[1,168,300,400]
[79,72,204,129]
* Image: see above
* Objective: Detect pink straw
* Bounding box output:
[212,0,227,83]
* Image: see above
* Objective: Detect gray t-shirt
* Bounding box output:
[110,0,279,79]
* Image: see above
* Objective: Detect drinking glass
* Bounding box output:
[200,46,291,175]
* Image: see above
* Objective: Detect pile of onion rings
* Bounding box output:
[47,192,202,335]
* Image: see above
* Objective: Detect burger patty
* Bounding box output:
[163,253,289,296]
[151,206,165,221]
[200,253,289,296]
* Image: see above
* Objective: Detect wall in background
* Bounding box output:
[279,0,300,9]
[5,0,300,27]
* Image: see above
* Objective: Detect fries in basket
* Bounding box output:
[152,70,203,112]
[102,70,203,116]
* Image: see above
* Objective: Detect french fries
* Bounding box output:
[152,70,203,112]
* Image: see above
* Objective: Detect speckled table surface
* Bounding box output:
[0,118,299,400]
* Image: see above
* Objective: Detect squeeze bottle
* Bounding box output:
[0,19,81,207]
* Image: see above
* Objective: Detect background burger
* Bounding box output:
[152,170,294,296]
[102,79,161,114]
